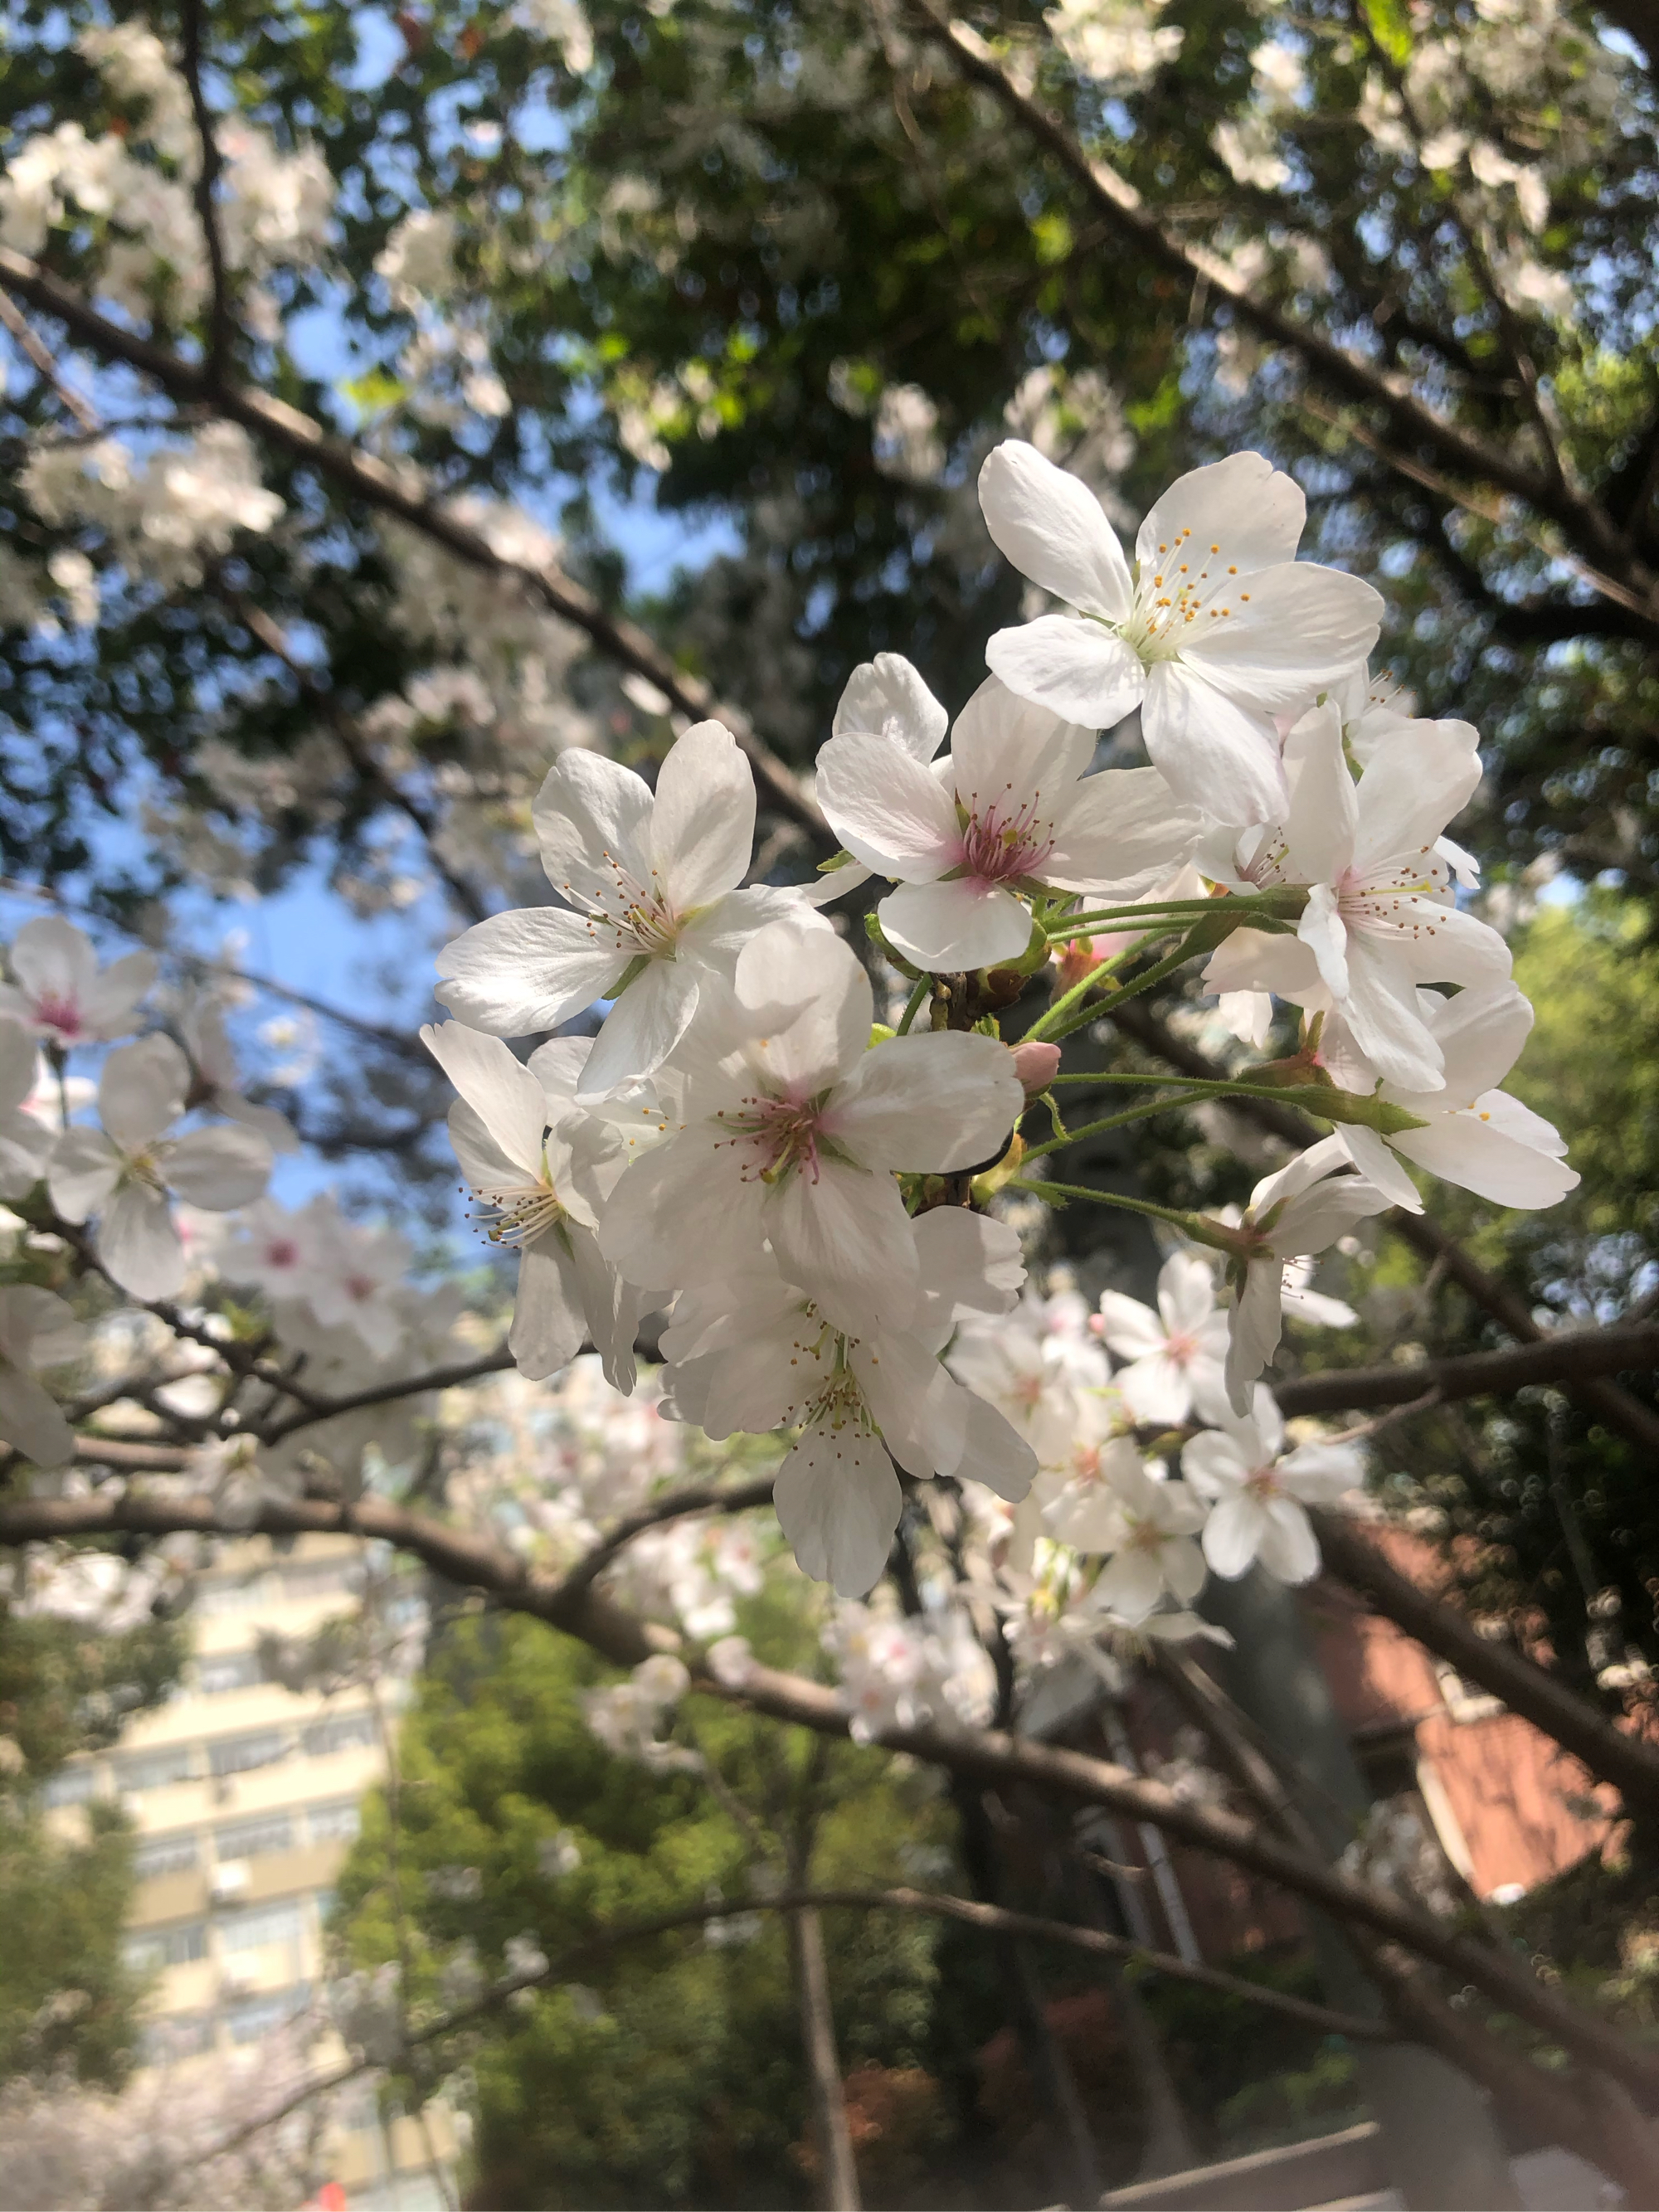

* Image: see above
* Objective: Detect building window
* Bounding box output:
[224,1983,311,2044]
[280,1558,358,1601]
[218,1898,305,1953]
[215,1814,295,1862]
[196,1575,277,1617]
[301,1712,377,1758]
[306,1799,361,1845]
[208,1730,288,1778]
[134,1831,201,1881]
[197,1650,263,1695]
[119,1745,197,1793]
[124,1921,208,1971]
[41,1764,99,1807]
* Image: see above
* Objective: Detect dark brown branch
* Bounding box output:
[1272,1324,1659,1417]
[0,1485,1653,2097]
[0,246,826,843]
[1311,1509,1659,1825]
[551,1474,777,1600]
[178,0,233,390]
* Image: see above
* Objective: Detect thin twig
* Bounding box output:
[178,0,234,389]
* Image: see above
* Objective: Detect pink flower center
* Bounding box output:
[1243,1465,1282,1502]
[266,1239,299,1267]
[956,794,1055,887]
[33,992,83,1040]
[343,1273,378,1302]
[713,1093,825,1184]
[1165,1329,1197,1366]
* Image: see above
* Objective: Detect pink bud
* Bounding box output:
[1013,1041,1062,1097]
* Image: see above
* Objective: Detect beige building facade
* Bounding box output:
[43,1533,456,2208]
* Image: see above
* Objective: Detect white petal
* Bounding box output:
[1394,1111,1579,1208]
[833,654,949,761]
[435,908,628,1036]
[1117,1352,1194,1427]
[1096,1548,1165,1623]
[1382,903,1513,991]
[1279,1440,1365,1503]
[80,950,158,1038]
[1339,938,1446,1090]
[46,1127,122,1223]
[814,732,958,880]
[1160,1251,1218,1335]
[567,1224,644,1396]
[1134,450,1306,578]
[98,1183,185,1300]
[1420,981,1532,1100]
[830,1031,1021,1171]
[1180,1428,1248,1498]
[774,1425,902,1598]
[859,1333,967,1480]
[950,675,1097,806]
[510,1237,587,1380]
[8,916,95,1015]
[912,1208,1026,1349]
[1096,1290,1165,1361]
[979,440,1133,619]
[1178,562,1383,711]
[1044,766,1204,896]
[532,748,654,909]
[1141,662,1287,826]
[1353,722,1482,872]
[878,880,1034,971]
[0,1368,75,1467]
[421,1020,548,1172]
[1225,1260,1283,1412]
[766,1159,921,1334]
[737,922,871,1096]
[985,615,1145,729]
[1297,882,1351,999]
[99,1033,187,1153]
[1338,1124,1422,1213]
[649,719,756,912]
[1256,1495,1322,1584]
[956,1392,1039,1502]
[577,958,700,1098]
[1202,1494,1269,1578]
[0,1112,51,1200]
[598,1136,766,1300]
[165,1125,274,1211]
[1280,701,1358,884]
[1202,926,1321,999]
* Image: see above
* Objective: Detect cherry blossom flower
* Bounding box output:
[806,654,950,908]
[600,920,1022,1336]
[815,675,1200,970]
[1202,701,1510,1091]
[1219,1137,1389,1412]
[0,916,156,1047]
[947,1291,1110,1471]
[435,720,805,1096]
[661,1220,1035,1596]
[421,1020,649,1391]
[178,996,300,1153]
[1053,1445,1208,1621]
[304,1214,416,1360]
[220,1193,333,1306]
[47,1034,273,1299]
[0,1017,54,1199]
[1184,1385,1363,1582]
[0,1286,85,1466]
[978,442,1382,825]
[1093,1251,1229,1423]
[1329,981,1578,1213]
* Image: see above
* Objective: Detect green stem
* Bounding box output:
[1019,1085,1236,1161]
[1048,897,1229,936]
[1038,937,1209,1046]
[1022,925,1186,1043]
[1009,1178,1236,1252]
[894,974,931,1036]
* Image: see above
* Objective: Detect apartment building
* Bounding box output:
[41,1532,456,2209]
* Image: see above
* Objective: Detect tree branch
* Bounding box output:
[907,0,1652,606]
[178,0,233,391]
[1,1485,1653,2097]
[1272,1323,1659,1417]
[0,247,826,844]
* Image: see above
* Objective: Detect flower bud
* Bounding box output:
[1012,1041,1061,1098]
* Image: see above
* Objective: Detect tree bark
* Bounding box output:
[786,1901,861,2212]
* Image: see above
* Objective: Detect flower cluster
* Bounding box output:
[420,441,1574,1613]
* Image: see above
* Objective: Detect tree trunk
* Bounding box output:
[786,1901,861,2212]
